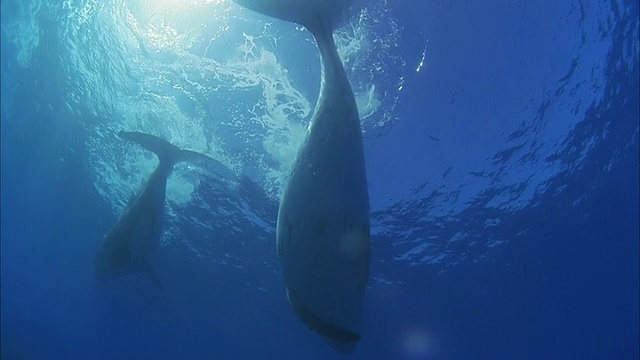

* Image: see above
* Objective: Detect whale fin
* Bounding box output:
[231,0,361,31]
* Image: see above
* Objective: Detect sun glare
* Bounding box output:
[145,0,226,15]
[132,0,230,51]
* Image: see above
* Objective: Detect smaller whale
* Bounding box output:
[95,131,223,289]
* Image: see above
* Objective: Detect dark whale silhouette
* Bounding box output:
[95,131,224,290]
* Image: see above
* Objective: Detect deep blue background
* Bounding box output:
[2,0,638,359]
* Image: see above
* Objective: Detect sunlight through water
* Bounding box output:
[2,0,631,275]
[1,0,638,357]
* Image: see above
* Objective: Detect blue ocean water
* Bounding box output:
[1,0,638,359]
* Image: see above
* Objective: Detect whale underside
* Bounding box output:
[231,0,371,353]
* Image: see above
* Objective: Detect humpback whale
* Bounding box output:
[95,131,221,290]
[231,0,371,353]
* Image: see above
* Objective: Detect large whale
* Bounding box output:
[231,0,371,353]
[95,131,224,290]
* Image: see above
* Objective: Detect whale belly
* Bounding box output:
[276,118,370,344]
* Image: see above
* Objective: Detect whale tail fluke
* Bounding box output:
[118,131,234,179]
[118,131,181,165]
[231,0,362,32]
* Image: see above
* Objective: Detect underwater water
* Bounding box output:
[1,0,638,359]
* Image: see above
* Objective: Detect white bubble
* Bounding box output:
[399,327,438,359]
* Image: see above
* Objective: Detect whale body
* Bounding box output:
[95,131,221,290]
[232,0,371,353]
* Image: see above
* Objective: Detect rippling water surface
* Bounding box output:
[1,0,638,359]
